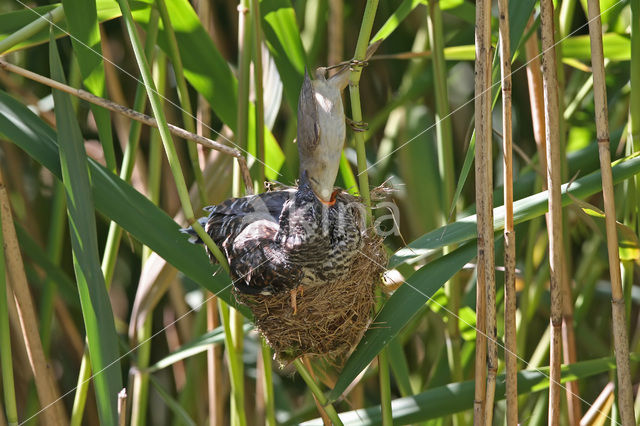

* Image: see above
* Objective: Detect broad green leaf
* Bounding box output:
[260,0,307,111]
[0,0,285,179]
[62,0,116,171]
[0,1,145,54]
[0,90,249,318]
[370,0,533,53]
[447,131,475,222]
[149,375,197,426]
[331,152,640,401]
[508,0,537,56]
[387,337,414,397]
[131,0,284,179]
[569,194,640,261]
[398,105,442,235]
[562,33,631,61]
[316,356,630,425]
[49,36,121,425]
[372,0,425,44]
[148,323,252,372]
[390,152,640,268]
[328,242,478,402]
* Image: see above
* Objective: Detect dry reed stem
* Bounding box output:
[580,382,615,426]
[473,0,493,423]
[561,268,581,425]
[0,170,68,425]
[525,15,581,423]
[498,0,518,423]
[195,2,226,416]
[0,58,253,193]
[100,26,133,148]
[117,388,127,426]
[6,280,32,405]
[585,1,636,423]
[303,357,332,425]
[162,307,186,389]
[524,16,547,189]
[540,1,564,423]
[328,0,344,74]
[100,26,149,193]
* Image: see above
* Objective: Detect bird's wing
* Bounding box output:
[297,70,320,153]
[228,220,294,295]
[201,190,294,247]
[205,190,293,218]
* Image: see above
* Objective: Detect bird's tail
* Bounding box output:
[179,216,208,244]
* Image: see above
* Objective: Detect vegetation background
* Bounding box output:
[0,0,639,424]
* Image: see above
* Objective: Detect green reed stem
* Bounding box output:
[70,350,92,426]
[235,0,252,197]
[250,0,265,189]
[378,347,393,426]
[294,359,344,425]
[426,5,463,424]
[349,0,379,213]
[0,203,17,426]
[347,2,393,423]
[631,0,640,213]
[220,300,247,426]
[101,6,159,288]
[156,0,207,206]
[260,339,276,426]
[38,181,66,355]
[0,5,64,54]
[70,12,160,426]
[116,0,227,268]
[130,52,167,426]
[130,317,152,426]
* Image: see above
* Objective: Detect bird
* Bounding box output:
[182,66,365,313]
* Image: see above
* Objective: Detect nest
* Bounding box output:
[234,230,387,364]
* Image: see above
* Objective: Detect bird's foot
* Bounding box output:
[346,117,369,133]
[290,285,304,315]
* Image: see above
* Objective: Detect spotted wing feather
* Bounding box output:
[184,189,298,295]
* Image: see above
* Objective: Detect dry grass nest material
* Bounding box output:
[234,229,387,364]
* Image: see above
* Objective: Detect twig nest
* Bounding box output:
[233,229,387,364]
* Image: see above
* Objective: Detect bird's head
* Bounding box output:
[296,67,350,203]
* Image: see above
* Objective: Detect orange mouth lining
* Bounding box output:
[319,189,340,206]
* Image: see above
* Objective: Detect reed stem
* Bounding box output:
[540,0,564,423]
[0,59,253,193]
[219,301,247,426]
[0,194,17,426]
[497,0,517,423]
[0,5,64,54]
[473,0,492,422]
[250,0,265,188]
[426,3,462,424]
[156,0,208,206]
[294,359,344,425]
[586,0,636,423]
[260,339,276,426]
[0,169,67,425]
[350,0,379,213]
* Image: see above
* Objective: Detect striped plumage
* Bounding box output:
[183,66,363,300]
[183,174,364,296]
